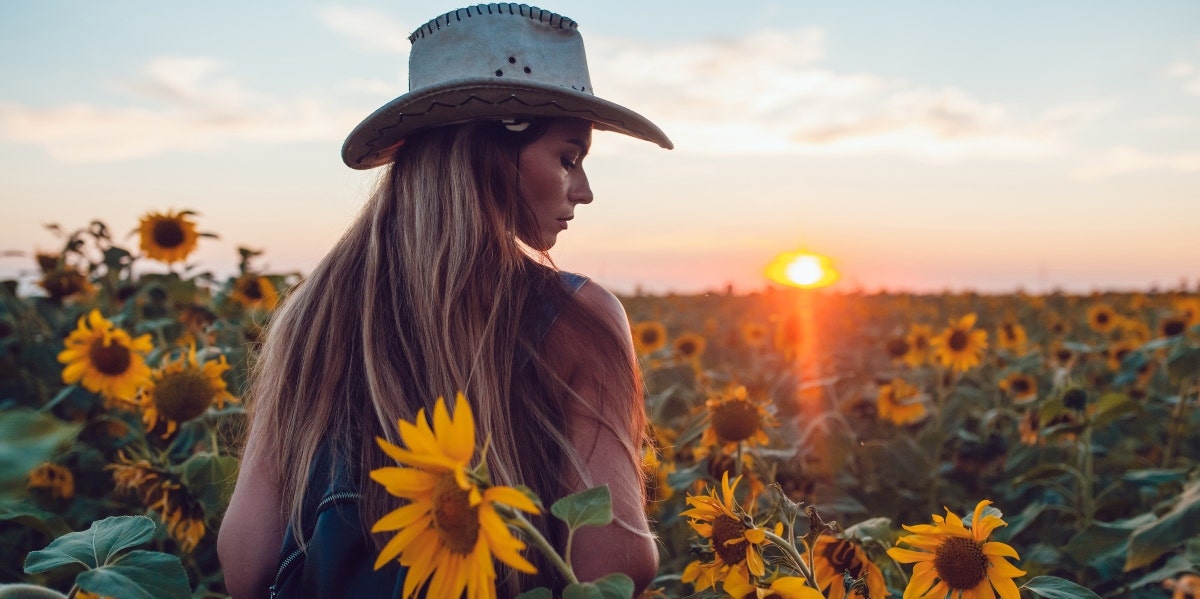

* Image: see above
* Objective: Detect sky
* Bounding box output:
[2,1,1198,294]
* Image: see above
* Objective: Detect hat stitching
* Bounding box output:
[409,4,576,44]
[354,91,627,166]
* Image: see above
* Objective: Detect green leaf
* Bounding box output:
[1166,346,1200,386]
[178,453,238,516]
[588,573,635,598]
[24,515,156,573]
[75,550,190,599]
[0,502,72,538]
[514,588,553,599]
[1126,479,1200,570]
[1020,576,1102,599]
[562,583,604,599]
[1090,392,1138,428]
[1064,517,1152,579]
[0,409,82,498]
[551,486,613,531]
[1122,469,1188,486]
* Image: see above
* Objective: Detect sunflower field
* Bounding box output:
[2,212,1199,599]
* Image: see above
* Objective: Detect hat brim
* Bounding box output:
[341,79,673,169]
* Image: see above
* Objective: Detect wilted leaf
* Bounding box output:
[75,550,190,599]
[24,515,155,573]
[1091,393,1138,429]
[1020,576,1102,599]
[551,486,612,531]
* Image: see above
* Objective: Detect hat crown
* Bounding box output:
[408,4,594,96]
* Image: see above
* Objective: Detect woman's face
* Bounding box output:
[517,119,594,250]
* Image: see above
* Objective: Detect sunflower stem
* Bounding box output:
[499,505,579,586]
[1161,378,1194,468]
[763,529,817,589]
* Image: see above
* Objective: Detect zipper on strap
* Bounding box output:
[267,491,363,597]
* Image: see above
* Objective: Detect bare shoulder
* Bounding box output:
[572,279,633,336]
[545,280,635,382]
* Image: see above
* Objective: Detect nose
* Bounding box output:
[570,168,593,205]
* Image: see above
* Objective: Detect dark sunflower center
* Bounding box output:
[913,335,929,350]
[1055,348,1073,363]
[678,341,697,356]
[431,474,480,555]
[1163,320,1185,337]
[240,279,263,300]
[823,539,864,576]
[885,338,910,358]
[1003,325,1018,341]
[949,330,969,351]
[88,338,132,376]
[154,369,217,422]
[933,536,987,590]
[641,329,660,346]
[1011,378,1031,394]
[151,220,186,249]
[711,514,748,565]
[1095,312,1110,325]
[712,401,761,442]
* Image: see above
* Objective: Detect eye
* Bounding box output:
[561,155,579,170]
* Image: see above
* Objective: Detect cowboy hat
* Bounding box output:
[341,3,673,169]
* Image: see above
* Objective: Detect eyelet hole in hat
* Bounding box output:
[508,56,517,64]
[495,69,503,77]
[523,66,531,74]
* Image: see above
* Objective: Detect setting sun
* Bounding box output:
[765,250,840,289]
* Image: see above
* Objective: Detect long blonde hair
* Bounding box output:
[244,119,644,592]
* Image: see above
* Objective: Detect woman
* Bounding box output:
[217,4,672,598]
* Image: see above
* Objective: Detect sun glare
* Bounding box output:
[765,250,840,289]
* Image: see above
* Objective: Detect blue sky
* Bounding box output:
[2,1,1198,293]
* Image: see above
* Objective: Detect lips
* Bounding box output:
[557,216,572,230]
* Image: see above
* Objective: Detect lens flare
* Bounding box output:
[765,251,840,289]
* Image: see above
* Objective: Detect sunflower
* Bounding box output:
[884,335,911,361]
[643,446,675,505]
[903,324,935,368]
[1046,341,1078,371]
[1087,303,1118,334]
[998,372,1037,404]
[230,275,280,311]
[673,332,707,364]
[370,393,539,599]
[27,462,74,500]
[681,472,768,591]
[108,453,206,552]
[1106,340,1138,371]
[877,378,927,425]
[1159,313,1189,338]
[139,345,237,437]
[995,322,1027,355]
[38,268,94,302]
[698,385,776,455]
[631,321,668,355]
[57,309,153,400]
[1173,297,1200,327]
[724,566,822,599]
[808,535,889,599]
[887,500,1025,599]
[931,314,988,373]
[138,209,200,264]
[742,321,769,348]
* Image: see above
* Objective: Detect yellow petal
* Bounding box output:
[373,528,409,570]
[371,502,428,532]
[747,546,765,576]
[986,555,1027,578]
[988,568,1022,599]
[484,485,540,514]
[982,541,1019,559]
[743,527,765,544]
[887,547,933,564]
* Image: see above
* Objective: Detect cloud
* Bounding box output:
[315,6,413,54]
[1071,146,1200,181]
[1163,60,1200,96]
[586,29,1069,162]
[0,57,360,162]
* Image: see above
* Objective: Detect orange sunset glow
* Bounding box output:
[764,250,841,289]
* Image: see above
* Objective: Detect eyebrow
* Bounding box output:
[565,138,590,157]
